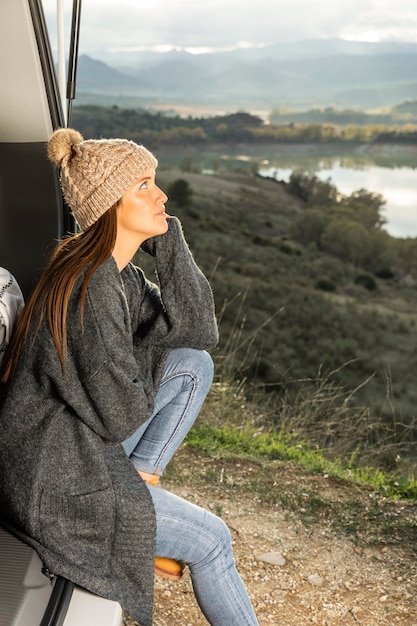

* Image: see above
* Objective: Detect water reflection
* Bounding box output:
[172,147,417,238]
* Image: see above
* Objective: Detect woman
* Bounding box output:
[0,128,259,626]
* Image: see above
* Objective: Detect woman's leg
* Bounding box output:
[124,348,214,578]
[149,485,259,626]
[123,348,214,476]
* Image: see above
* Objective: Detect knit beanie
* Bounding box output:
[47,128,158,230]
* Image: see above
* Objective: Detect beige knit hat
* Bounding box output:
[47,128,158,230]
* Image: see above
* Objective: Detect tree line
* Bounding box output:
[270,102,417,126]
[72,105,417,146]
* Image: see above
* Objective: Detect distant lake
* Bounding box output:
[163,145,417,238]
[258,161,417,239]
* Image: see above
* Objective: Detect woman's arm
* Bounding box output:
[134,217,218,349]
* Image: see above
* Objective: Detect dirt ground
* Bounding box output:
[124,448,417,626]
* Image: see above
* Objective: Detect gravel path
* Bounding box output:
[124,448,417,625]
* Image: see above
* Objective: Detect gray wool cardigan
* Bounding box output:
[0,217,218,626]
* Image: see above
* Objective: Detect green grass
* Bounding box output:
[185,423,417,500]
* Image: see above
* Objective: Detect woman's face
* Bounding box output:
[116,169,169,244]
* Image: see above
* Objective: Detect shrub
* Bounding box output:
[375,267,395,280]
[354,273,377,291]
[166,178,193,208]
[315,277,336,292]
[278,241,302,255]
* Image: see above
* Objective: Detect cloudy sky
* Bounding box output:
[41,0,417,55]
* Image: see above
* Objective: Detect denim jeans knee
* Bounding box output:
[123,348,214,474]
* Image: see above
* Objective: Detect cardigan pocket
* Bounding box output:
[39,485,115,568]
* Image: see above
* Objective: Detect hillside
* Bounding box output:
[121,162,417,626]
[74,39,417,111]
[123,446,417,625]
[141,167,417,473]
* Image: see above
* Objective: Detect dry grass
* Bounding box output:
[198,359,417,480]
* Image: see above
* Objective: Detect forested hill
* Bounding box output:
[142,167,417,459]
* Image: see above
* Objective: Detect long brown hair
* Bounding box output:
[1,203,118,383]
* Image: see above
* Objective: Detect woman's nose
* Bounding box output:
[158,186,168,203]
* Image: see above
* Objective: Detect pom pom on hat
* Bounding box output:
[47,128,158,230]
[47,128,84,167]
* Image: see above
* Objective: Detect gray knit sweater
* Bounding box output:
[0,217,218,626]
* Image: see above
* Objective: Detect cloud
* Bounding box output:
[340,4,417,42]
[42,0,417,55]
[77,0,366,51]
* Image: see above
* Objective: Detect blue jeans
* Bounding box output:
[123,348,259,626]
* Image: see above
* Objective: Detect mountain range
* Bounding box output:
[74,38,417,113]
